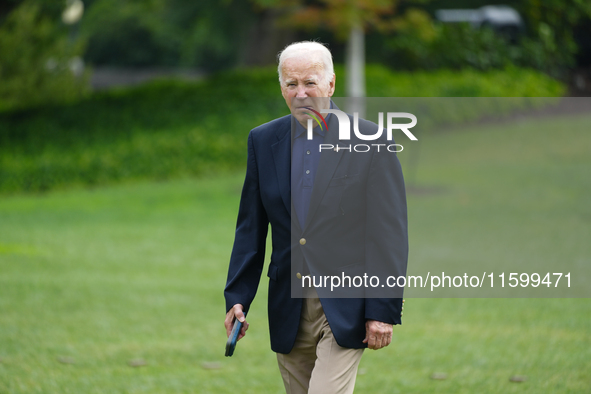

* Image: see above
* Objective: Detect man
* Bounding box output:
[224,41,408,393]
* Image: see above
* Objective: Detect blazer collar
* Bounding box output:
[271,116,292,213]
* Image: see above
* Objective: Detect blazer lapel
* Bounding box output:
[271,117,292,214]
[304,106,345,229]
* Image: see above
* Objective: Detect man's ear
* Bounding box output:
[328,74,336,97]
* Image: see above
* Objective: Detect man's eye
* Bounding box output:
[307,82,316,85]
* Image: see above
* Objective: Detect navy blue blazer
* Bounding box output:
[225,109,408,354]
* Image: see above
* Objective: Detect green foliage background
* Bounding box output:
[0,1,89,112]
[75,0,591,75]
[383,4,591,77]
[0,66,564,194]
[81,0,256,71]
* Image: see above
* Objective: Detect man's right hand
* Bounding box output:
[224,304,249,340]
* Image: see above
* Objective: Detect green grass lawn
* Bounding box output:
[0,112,590,393]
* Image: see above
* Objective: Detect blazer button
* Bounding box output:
[297,273,302,279]
[299,238,306,245]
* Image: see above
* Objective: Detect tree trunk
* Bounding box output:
[240,9,297,67]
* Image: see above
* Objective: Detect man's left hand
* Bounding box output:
[362,320,393,350]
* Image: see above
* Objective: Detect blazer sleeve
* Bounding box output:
[364,140,408,324]
[224,131,269,315]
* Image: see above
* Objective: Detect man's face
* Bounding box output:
[280,56,336,127]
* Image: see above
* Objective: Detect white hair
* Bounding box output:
[277,41,334,85]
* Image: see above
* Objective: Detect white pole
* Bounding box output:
[346,24,366,118]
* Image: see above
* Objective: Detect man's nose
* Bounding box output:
[295,86,307,98]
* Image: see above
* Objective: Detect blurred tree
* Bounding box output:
[0,0,89,111]
[239,5,297,67]
[421,0,591,75]
[0,1,19,20]
[81,0,174,67]
[382,1,591,78]
[386,9,519,71]
[518,0,591,74]
[0,0,64,20]
[81,0,271,71]
[254,0,412,112]
[573,17,591,67]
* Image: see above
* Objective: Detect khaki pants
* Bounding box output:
[276,295,364,394]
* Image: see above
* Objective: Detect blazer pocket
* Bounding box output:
[329,177,347,187]
[267,263,278,281]
[328,173,359,187]
[339,262,366,276]
[322,174,361,218]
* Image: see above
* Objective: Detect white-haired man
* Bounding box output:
[224,41,408,393]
